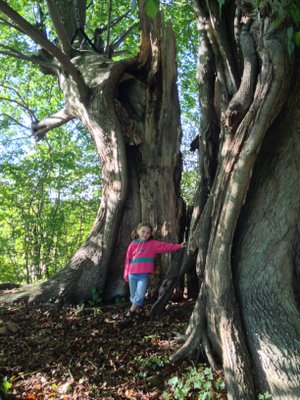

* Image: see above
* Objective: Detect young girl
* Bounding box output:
[123,222,185,319]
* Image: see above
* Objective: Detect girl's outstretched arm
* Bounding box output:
[153,240,184,254]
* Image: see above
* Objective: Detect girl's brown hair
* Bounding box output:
[131,222,154,239]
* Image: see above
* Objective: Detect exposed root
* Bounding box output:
[202,332,218,370]
[172,331,188,343]
[0,284,40,305]
[171,284,207,363]
[170,326,202,363]
[150,250,185,316]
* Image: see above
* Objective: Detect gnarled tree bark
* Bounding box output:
[166,1,300,399]
[0,0,183,305]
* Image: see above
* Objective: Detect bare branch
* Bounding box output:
[105,0,113,56]
[0,84,26,103]
[0,1,89,100]
[31,107,75,141]
[45,0,72,56]
[111,23,139,52]
[98,9,131,34]
[0,45,59,72]
[0,113,28,130]
[0,96,36,120]
[2,134,32,141]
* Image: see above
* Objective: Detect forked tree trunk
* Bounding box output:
[164,2,300,399]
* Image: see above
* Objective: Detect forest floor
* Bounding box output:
[0,299,227,400]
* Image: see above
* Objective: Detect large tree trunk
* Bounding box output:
[168,1,300,399]
[104,14,183,300]
[0,1,182,305]
[235,61,300,397]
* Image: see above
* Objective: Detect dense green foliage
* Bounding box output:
[0,126,100,283]
[0,0,199,284]
[0,60,100,283]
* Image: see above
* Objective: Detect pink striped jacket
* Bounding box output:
[123,239,183,281]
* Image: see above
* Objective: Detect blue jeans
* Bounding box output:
[128,273,149,307]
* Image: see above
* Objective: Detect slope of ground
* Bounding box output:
[0,300,226,399]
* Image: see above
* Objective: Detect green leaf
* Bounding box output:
[146,0,159,18]
[294,31,300,47]
[204,367,213,380]
[200,392,210,400]
[168,376,180,387]
[2,376,12,395]
[258,392,272,400]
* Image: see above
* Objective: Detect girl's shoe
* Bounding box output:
[124,309,141,321]
[124,310,133,318]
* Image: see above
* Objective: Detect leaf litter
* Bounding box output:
[0,300,227,399]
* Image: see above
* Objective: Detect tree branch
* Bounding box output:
[1,83,31,103]
[0,1,88,100]
[0,96,36,120]
[31,107,74,140]
[45,0,72,56]
[111,23,139,52]
[0,16,23,33]
[137,0,152,66]
[0,113,28,130]
[0,45,58,72]
[105,0,113,56]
